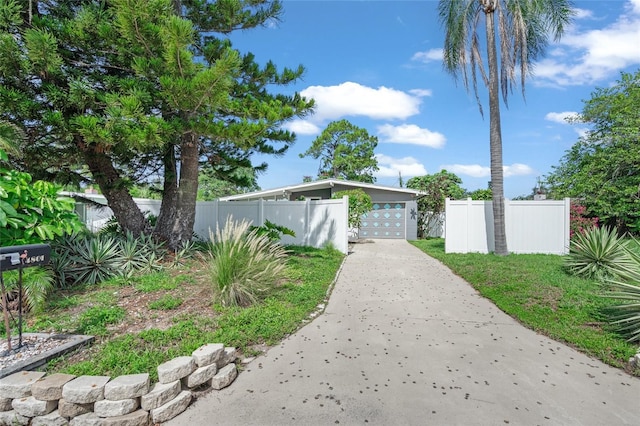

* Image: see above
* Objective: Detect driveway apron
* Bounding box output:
[168,240,640,425]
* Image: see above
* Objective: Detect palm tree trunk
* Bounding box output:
[485,9,509,255]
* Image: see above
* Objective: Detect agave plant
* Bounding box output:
[617,236,640,281]
[603,280,640,343]
[67,234,122,286]
[49,240,75,288]
[206,217,288,307]
[115,232,164,277]
[565,226,636,281]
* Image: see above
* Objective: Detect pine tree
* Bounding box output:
[0,0,313,248]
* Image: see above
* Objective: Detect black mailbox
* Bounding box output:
[0,244,51,271]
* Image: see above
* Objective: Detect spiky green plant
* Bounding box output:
[2,267,55,312]
[67,234,121,286]
[116,232,164,277]
[206,217,288,307]
[49,242,74,288]
[604,280,640,343]
[565,226,635,281]
[615,236,640,281]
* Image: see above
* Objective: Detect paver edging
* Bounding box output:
[0,343,238,424]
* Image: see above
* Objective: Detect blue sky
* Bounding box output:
[228,0,640,198]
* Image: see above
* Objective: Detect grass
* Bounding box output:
[132,271,180,292]
[149,295,183,310]
[411,239,637,369]
[39,245,344,381]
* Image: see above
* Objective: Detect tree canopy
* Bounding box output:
[438,0,573,255]
[0,0,313,248]
[546,70,640,234]
[300,119,378,183]
[407,170,465,238]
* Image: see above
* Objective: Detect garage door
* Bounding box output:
[360,202,406,239]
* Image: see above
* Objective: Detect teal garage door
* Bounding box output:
[360,202,406,239]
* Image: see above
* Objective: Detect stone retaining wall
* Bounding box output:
[0,343,237,425]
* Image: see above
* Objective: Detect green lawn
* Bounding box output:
[411,239,637,370]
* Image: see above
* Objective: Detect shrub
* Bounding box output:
[565,226,635,281]
[0,152,86,244]
[250,220,296,242]
[570,202,599,238]
[206,217,288,307]
[332,189,372,230]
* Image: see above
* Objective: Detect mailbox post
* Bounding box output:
[0,244,51,351]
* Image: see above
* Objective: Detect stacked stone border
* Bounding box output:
[0,343,237,425]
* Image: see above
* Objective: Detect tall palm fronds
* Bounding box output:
[437,0,574,255]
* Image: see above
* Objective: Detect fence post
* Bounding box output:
[563,197,571,254]
[467,198,473,254]
[305,199,311,246]
[258,199,265,226]
[445,198,450,253]
[342,196,349,250]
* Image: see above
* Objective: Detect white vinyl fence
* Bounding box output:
[444,198,571,255]
[74,196,349,254]
[193,198,349,253]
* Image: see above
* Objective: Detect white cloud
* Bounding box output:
[544,111,590,136]
[574,8,594,20]
[283,120,320,135]
[575,127,590,138]
[442,164,490,178]
[377,124,446,148]
[409,88,433,97]
[411,48,443,63]
[440,163,534,178]
[300,82,422,122]
[534,1,640,86]
[504,163,535,177]
[544,111,579,124]
[375,154,427,178]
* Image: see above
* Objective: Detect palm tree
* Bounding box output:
[438,0,573,255]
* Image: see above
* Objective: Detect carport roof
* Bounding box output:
[219,179,425,201]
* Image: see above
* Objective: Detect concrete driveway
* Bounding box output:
[168,240,640,425]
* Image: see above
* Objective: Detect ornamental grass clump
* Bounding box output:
[206,217,288,307]
[565,226,635,282]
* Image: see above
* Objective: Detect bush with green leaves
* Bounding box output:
[565,226,635,281]
[332,189,372,230]
[0,150,86,244]
[205,217,288,307]
[249,220,296,242]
